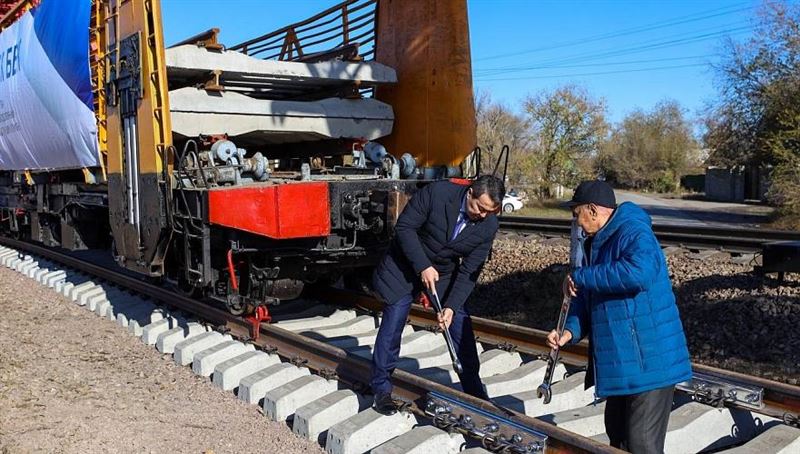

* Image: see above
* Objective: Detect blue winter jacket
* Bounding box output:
[564,202,692,397]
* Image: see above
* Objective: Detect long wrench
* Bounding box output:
[430,289,464,375]
[537,294,572,404]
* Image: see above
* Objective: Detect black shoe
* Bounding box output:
[373,393,397,416]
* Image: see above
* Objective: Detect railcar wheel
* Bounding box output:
[176,275,203,298]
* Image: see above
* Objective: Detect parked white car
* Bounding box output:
[502,194,524,213]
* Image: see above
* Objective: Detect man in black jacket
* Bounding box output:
[371,175,505,414]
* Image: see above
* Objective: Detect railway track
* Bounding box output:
[498,216,800,254]
[1,236,799,453]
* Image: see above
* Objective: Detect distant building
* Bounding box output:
[705,165,772,202]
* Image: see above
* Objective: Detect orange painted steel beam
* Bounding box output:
[374,0,476,169]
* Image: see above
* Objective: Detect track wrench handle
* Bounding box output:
[430,289,464,375]
[537,294,572,404]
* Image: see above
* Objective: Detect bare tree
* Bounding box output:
[523,84,608,197]
[475,90,534,186]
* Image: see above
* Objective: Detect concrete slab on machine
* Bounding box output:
[169,88,394,144]
[165,44,397,100]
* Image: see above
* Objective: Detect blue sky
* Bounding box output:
[161,0,762,124]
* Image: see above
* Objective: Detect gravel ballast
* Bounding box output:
[0,265,324,454]
[468,234,800,385]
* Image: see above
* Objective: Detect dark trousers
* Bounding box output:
[370,293,485,398]
[604,385,674,453]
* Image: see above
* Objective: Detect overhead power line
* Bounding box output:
[474,62,709,82]
[474,54,713,73]
[475,20,749,73]
[474,2,753,62]
[474,26,752,78]
[534,26,750,68]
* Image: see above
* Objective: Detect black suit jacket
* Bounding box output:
[372,180,498,312]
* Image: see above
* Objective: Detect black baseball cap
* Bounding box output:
[560,180,617,209]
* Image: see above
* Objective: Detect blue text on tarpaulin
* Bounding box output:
[0,41,22,81]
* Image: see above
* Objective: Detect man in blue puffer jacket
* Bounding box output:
[547,180,692,453]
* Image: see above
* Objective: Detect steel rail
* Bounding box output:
[0,236,620,454]
[315,287,800,422]
[498,216,800,253]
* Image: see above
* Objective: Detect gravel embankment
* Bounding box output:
[0,266,324,454]
[468,234,800,385]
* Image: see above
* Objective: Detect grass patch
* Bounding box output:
[507,199,570,218]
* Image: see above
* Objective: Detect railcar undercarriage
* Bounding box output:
[0,0,479,317]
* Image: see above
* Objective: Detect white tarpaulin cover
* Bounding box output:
[0,0,100,170]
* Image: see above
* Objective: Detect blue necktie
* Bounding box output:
[452,212,467,240]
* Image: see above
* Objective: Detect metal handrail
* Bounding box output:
[229,0,377,62]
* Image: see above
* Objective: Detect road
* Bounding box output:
[614,191,773,227]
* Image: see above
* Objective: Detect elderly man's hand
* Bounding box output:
[420,266,439,293]
[562,275,578,298]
